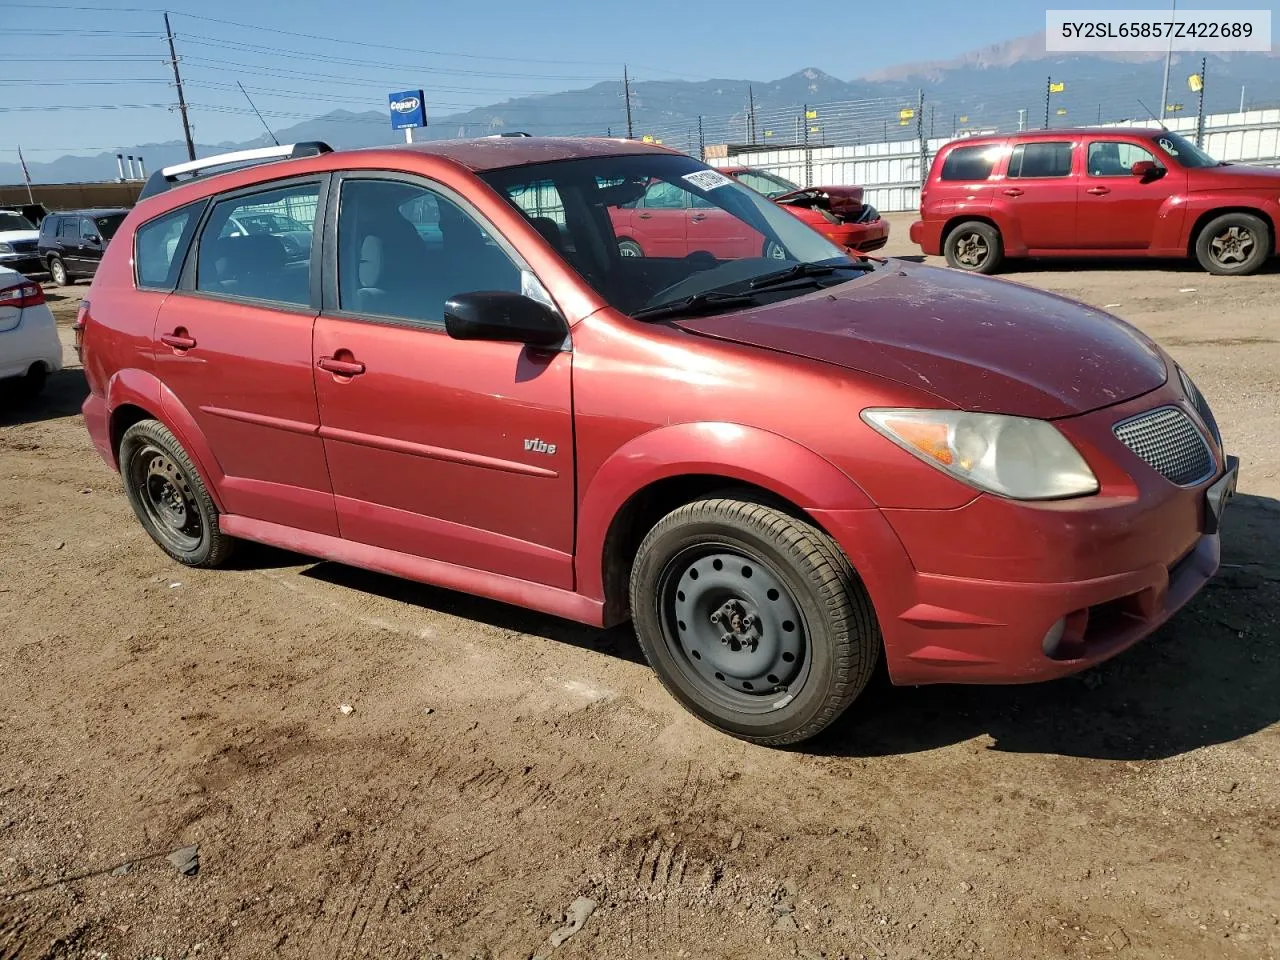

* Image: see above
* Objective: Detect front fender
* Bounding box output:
[574,421,874,602]
[105,368,227,510]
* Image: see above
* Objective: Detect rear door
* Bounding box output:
[55,217,84,272]
[311,173,576,588]
[1001,140,1078,249]
[686,190,763,258]
[78,218,105,276]
[154,176,339,536]
[1077,138,1184,250]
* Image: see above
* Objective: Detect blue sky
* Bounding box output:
[1,0,1274,159]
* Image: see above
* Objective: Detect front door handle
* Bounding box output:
[637,212,653,219]
[160,330,196,351]
[690,213,707,222]
[318,356,366,377]
[1087,186,1111,196]
[1002,188,1024,197]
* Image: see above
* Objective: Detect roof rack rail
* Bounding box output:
[137,141,334,200]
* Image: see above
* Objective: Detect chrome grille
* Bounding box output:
[1114,406,1214,486]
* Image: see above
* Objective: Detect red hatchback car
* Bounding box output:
[912,128,1280,275]
[722,166,889,253]
[79,137,1237,746]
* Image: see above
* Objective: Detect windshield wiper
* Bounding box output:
[631,291,757,321]
[748,260,873,290]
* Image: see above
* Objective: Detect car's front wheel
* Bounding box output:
[618,239,644,258]
[629,497,880,746]
[943,221,1003,274]
[119,419,235,568]
[1195,212,1270,276]
[47,255,69,287]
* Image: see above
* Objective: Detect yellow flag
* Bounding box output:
[1188,74,1203,92]
[804,109,817,120]
[1049,81,1065,93]
[1056,107,1068,115]
[899,108,915,121]
[763,129,773,138]
[1166,103,1183,113]
[809,125,820,133]
[641,135,654,143]
[959,115,969,123]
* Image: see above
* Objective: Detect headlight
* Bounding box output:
[0,243,12,253]
[861,408,1099,500]
[1176,366,1221,447]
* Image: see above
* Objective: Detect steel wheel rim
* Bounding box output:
[1209,225,1255,266]
[955,232,988,268]
[130,443,203,552]
[657,544,811,714]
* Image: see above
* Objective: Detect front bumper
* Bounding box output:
[815,386,1235,686]
[827,218,888,253]
[0,254,43,276]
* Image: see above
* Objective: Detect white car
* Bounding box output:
[0,266,62,398]
[0,209,42,276]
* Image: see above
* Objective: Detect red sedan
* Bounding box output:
[721,166,889,253]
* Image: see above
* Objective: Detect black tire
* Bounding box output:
[943,220,1003,274]
[618,239,644,258]
[629,498,880,746]
[47,255,69,287]
[1194,212,1270,276]
[16,364,47,400]
[118,419,235,568]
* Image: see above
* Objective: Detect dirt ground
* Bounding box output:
[2,214,1278,960]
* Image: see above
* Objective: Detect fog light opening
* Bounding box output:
[1041,617,1067,656]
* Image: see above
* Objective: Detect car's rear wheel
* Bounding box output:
[14,363,47,400]
[618,239,643,258]
[629,497,880,746]
[1194,212,1270,276]
[944,221,1003,274]
[47,256,69,287]
[119,419,235,568]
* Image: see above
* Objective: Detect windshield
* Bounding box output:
[95,214,126,241]
[732,169,802,198]
[0,212,35,232]
[1153,132,1221,168]
[479,152,861,318]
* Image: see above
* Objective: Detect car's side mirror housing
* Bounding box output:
[444,291,566,347]
[1131,160,1163,181]
[84,234,101,245]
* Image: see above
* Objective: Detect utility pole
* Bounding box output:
[164,12,196,162]
[1159,0,1177,120]
[1195,57,1207,146]
[1044,76,1051,129]
[623,65,633,139]
[697,115,705,161]
[748,86,756,144]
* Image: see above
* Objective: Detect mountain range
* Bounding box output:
[6,32,1279,185]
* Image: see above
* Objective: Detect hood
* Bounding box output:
[0,229,39,244]
[773,185,865,220]
[1187,162,1280,190]
[673,262,1168,419]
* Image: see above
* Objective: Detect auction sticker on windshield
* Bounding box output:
[683,170,735,191]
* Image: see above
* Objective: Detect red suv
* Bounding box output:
[911,128,1280,275]
[79,137,1237,746]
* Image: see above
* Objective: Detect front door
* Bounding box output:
[1076,139,1183,250]
[77,218,105,276]
[154,176,338,536]
[1001,139,1078,249]
[311,174,576,588]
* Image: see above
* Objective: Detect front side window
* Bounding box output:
[1087,141,1158,176]
[1007,142,1074,179]
[336,178,521,323]
[136,203,201,290]
[939,145,1001,181]
[80,219,99,241]
[197,182,320,306]
[641,181,687,209]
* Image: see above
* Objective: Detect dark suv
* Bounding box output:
[39,208,130,286]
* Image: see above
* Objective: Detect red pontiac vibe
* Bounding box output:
[911,128,1280,275]
[78,137,1237,746]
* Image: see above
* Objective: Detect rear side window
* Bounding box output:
[939,145,1000,181]
[196,182,320,306]
[1007,142,1074,179]
[136,203,202,290]
[57,218,78,240]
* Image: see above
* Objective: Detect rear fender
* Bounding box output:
[575,421,874,602]
[105,368,227,510]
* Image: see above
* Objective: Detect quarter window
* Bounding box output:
[336,178,521,324]
[939,145,1001,181]
[1007,142,1074,179]
[1087,141,1157,176]
[136,204,200,290]
[196,182,320,306]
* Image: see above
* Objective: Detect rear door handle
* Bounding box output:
[160,331,196,350]
[1087,186,1111,196]
[318,356,366,377]
[1002,188,1024,197]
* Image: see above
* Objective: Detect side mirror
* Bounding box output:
[1130,160,1162,180]
[444,291,565,347]
[84,234,101,245]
